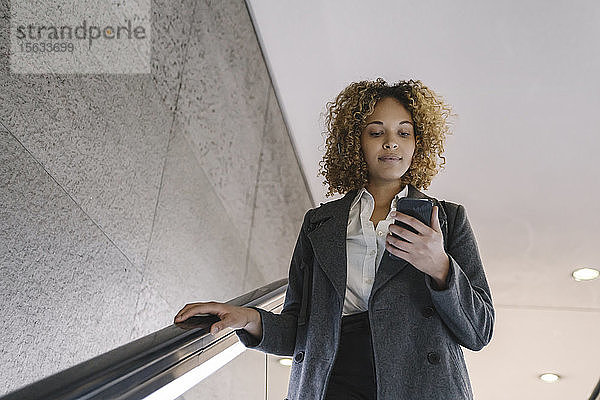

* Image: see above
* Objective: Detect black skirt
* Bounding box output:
[324,310,377,400]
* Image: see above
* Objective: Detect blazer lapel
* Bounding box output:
[306,184,448,307]
[306,189,357,302]
[369,184,428,302]
[369,184,446,305]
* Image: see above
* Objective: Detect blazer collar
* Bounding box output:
[306,184,444,307]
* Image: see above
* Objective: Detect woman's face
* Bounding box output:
[360,97,416,186]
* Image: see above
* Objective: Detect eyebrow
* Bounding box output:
[364,120,413,127]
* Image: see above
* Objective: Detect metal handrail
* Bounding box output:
[589,376,600,400]
[0,279,288,400]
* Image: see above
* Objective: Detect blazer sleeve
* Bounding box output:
[234,208,313,356]
[424,203,495,351]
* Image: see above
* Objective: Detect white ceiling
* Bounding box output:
[245,1,600,399]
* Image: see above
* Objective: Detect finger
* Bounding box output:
[210,314,237,335]
[392,211,427,234]
[431,206,441,232]
[388,225,419,243]
[210,319,225,335]
[385,241,411,262]
[175,302,223,322]
[386,234,411,253]
[174,304,193,322]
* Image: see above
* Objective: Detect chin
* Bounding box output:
[372,174,407,183]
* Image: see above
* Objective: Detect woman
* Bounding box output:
[174,78,495,400]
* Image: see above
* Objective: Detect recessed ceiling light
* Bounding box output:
[279,357,293,367]
[572,267,599,281]
[539,373,560,383]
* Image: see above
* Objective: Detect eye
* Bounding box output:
[370,131,411,137]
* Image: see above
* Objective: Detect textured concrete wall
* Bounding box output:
[0,0,310,398]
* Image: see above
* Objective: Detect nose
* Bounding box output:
[382,130,399,149]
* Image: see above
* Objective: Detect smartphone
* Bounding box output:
[388,198,433,261]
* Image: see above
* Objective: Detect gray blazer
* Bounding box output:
[236,184,495,400]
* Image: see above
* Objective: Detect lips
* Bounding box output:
[378,155,401,161]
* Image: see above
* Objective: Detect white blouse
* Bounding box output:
[342,185,409,316]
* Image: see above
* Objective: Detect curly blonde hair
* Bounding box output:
[318,78,454,197]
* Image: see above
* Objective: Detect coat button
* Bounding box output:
[294,351,305,363]
[422,306,435,318]
[427,352,440,365]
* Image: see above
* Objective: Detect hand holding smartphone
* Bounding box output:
[388,198,433,261]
